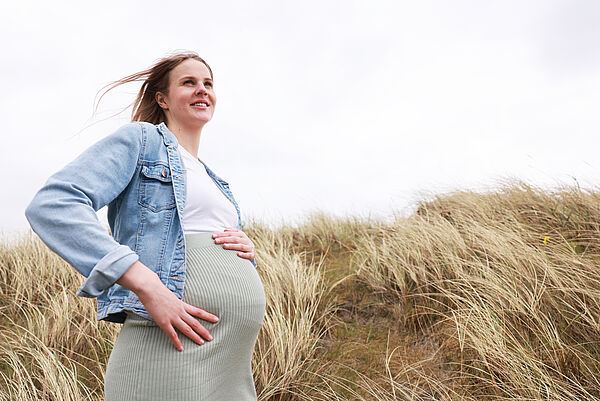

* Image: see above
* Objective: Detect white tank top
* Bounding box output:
[179,146,238,234]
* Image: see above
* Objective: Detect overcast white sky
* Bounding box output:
[2,0,599,234]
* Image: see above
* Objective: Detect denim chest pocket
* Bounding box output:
[138,163,177,212]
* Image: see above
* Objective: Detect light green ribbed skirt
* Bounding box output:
[104,233,266,401]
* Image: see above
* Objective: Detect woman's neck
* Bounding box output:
[166,121,203,157]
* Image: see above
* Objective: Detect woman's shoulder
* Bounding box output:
[97,122,172,160]
[111,121,157,137]
[103,122,164,146]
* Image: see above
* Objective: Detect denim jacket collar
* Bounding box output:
[157,122,179,147]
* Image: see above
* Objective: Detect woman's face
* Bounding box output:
[156,59,216,130]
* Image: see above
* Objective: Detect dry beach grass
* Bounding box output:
[1,182,600,400]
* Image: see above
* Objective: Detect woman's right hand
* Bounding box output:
[116,261,219,351]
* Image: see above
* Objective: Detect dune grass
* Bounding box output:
[1,182,600,400]
[351,183,600,400]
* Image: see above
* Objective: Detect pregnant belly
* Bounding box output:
[183,243,266,348]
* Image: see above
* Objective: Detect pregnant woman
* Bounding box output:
[25,51,266,400]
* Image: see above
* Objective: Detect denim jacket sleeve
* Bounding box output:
[25,123,143,298]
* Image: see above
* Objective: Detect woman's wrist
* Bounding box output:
[116,260,162,296]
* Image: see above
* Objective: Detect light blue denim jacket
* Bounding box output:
[25,122,256,323]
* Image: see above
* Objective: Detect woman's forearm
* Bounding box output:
[116,261,162,297]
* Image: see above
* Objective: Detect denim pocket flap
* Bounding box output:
[141,164,172,182]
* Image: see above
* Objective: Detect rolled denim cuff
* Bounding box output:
[76,245,139,298]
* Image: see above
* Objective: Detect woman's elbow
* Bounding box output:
[25,192,50,233]
[25,196,39,228]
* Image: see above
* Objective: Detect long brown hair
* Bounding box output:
[96,51,213,124]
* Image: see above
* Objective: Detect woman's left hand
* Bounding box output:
[212,228,255,261]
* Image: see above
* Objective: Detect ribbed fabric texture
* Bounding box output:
[104,233,266,401]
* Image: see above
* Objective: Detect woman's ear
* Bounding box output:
[155,92,169,110]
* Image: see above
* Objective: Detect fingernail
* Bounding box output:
[178,347,183,352]
[208,335,213,341]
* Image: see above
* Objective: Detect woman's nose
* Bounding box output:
[195,84,208,95]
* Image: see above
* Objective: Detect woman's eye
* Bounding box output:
[184,80,194,85]
[204,81,213,88]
